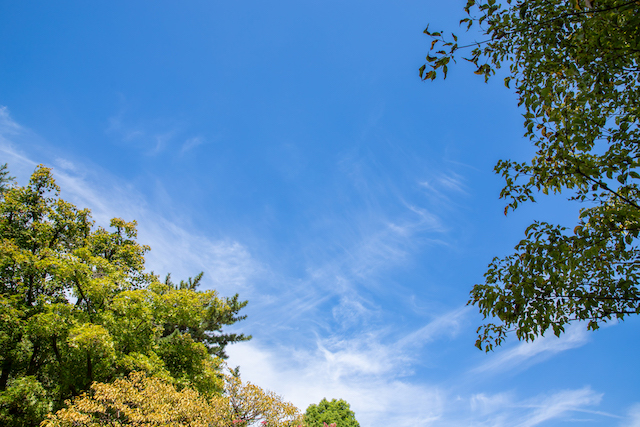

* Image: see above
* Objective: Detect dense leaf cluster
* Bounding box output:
[0,165,250,426]
[421,0,640,350]
[42,369,303,427]
[304,398,360,427]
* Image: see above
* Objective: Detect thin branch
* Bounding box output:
[573,167,640,210]
[430,0,639,54]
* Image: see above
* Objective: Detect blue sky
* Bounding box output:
[2,1,640,426]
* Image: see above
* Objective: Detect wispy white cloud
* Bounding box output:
[106,103,203,155]
[514,387,605,427]
[341,225,413,280]
[0,107,39,178]
[0,106,23,136]
[257,209,445,333]
[473,323,590,374]
[225,308,478,426]
[469,391,514,417]
[227,337,445,427]
[181,136,206,153]
[451,387,611,427]
[226,329,611,427]
[400,202,446,234]
[621,403,640,427]
[55,168,258,294]
[107,112,177,154]
[141,218,258,292]
[54,157,78,172]
[0,109,257,295]
[396,306,470,349]
[331,291,376,330]
[419,170,468,203]
[106,109,145,141]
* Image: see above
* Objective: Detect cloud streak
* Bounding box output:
[622,403,640,427]
[226,336,446,427]
[0,110,257,296]
[106,103,204,155]
[472,324,591,374]
[515,387,605,427]
[225,308,477,426]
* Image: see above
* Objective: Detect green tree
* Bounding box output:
[0,163,14,194]
[421,0,640,350]
[0,165,251,426]
[304,398,359,427]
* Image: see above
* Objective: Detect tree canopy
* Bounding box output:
[224,368,303,427]
[421,0,640,350]
[42,369,303,427]
[0,165,250,426]
[42,372,228,427]
[303,398,360,427]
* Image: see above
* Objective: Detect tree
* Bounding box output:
[224,368,303,427]
[42,369,303,427]
[421,0,640,350]
[304,398,360,427]
[0,164,13,194]
[0,165,251,426]
[41,372,228,427]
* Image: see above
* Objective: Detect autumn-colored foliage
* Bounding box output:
[42,369,304,427]
[225,370,302,426]
[41,372,226,427]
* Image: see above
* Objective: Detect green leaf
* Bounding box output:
[421,0,640,353]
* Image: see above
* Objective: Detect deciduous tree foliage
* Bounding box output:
[42,372,228,427]
[224,368,303,427]
[304,398,360,427]
[42,369,303,427]
[0,165,250,426]
[421,0,640,350]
